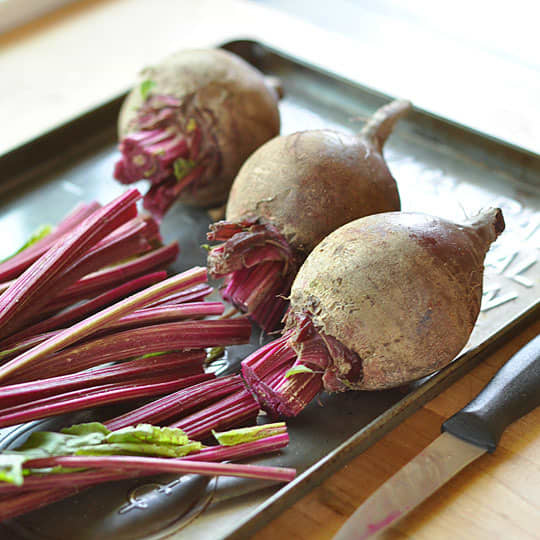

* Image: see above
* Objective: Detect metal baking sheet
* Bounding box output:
[0,39,538,540]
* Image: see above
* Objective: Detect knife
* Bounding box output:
[333,333,540,540]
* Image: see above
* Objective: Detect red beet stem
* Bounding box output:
[241,313,364,417]
[104,374,244,430]
[114,128,189,185]
[0,432,290,521]
[0,373,213,428]
[0,470,139,496]
[183,432,289,462]
[104,302,225,330]
[6,318,251,383]
[0,487,80,522]
[0,202,101,282]
[0,267,207,382]
[170,389,260,440]
[0,189,141,339]
[41,243,180,314]
[147,283,214,306]
[0,299,221,363]
[0,350,206,408]
[2,272,167,346]
[24,455,297,483]
[0,433,289,497]
[13,218,160,330]
[208,220,297,331]
[0,333,51,364]
[142,164,206,218]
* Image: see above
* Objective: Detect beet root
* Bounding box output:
[115,48,281,216]
[208,99,411,331]
[241,208,505,417]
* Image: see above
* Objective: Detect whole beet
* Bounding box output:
[115,48,280,215]
[241,208,505,417]
[208,99,411,331]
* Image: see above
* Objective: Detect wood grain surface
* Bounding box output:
[255,317,540,540]
[1,1,539,538]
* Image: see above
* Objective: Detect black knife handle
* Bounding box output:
[442,333,540,453]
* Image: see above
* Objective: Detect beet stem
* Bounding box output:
[0,189,141,339]
[104,374,244,430]
[0,374,213,428]
[0,267,207,382]
[208,220,297,331]
[42,243,180,316]
[0,202,101,282]
[1,272,167,346]
[0,433,289,497]
[0,350,206,408]
[24,455,297,483]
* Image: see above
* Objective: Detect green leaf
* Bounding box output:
[0,454,26,485]
[76,441,203,458]
[284,365,315,378]
[205,346,224,364]
[12,426,109,459]
[0,345,23,362]
[0,422,202,484]
[105,424,190,446]
[212,423,286,446]
[140,351,169,359]
[61,422,110,437]
[173,158,196,181]
[140,79,156,100]
[186,118,197,132]
[0,225,52,263]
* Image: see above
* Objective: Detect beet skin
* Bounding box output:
[241,208,505,417]
[208,99,411,331]
[115,48,281,215]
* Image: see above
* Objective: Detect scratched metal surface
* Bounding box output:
[0,40,538,540]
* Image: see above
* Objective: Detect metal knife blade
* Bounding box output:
[333,332,540,540]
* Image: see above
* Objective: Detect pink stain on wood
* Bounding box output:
[360,509,404,539]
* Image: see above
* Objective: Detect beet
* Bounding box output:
[114,48,281,216]
[241,208,505,417]
[207,99,411,331]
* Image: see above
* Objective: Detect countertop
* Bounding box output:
[1,1,539,538]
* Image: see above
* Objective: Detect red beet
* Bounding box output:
[208,99,411,331]
[241,208,505,417]
[115,48,281,216]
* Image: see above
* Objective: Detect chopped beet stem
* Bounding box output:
[0,373,213,428]
[0,299,222,362]
[43,243,180,313]
[0,433,290,498]
[104,374,244,430]
[24,456,297,483]
[184,432,289,462]
[0,487,79,522]
[170,389,260,440]
[0,350,206,408]
[7,318,251,384]
[0,267,207,382]
[208,220,297,332]
[0,189,141,339]
[0,202,101,282]
[2,272,167,345]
